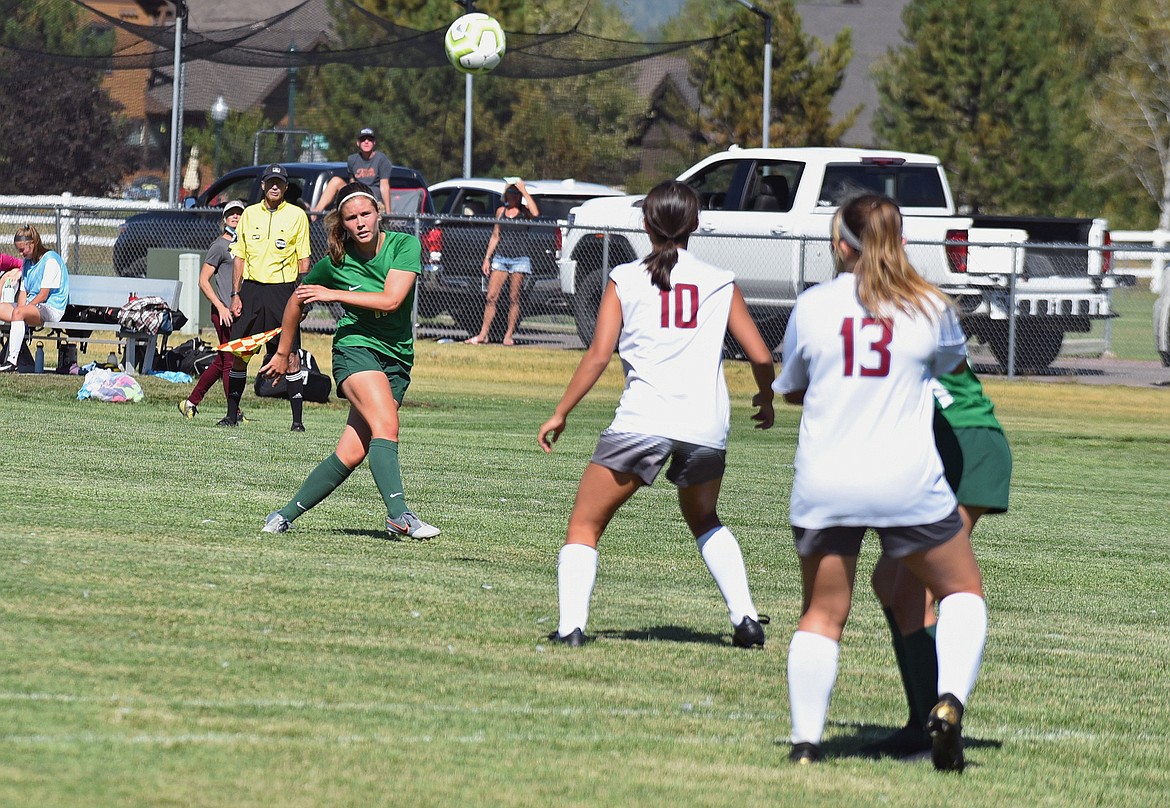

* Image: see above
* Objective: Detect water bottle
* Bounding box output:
[34,342,44,373]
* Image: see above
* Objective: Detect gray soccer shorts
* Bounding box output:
[589,429,726,487]
[792,508,964,560]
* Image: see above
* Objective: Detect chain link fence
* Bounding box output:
[0,199,1159,378]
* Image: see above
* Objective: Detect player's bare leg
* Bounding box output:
[551,463,642,644]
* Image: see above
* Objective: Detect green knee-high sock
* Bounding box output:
[278,453,353,521]
[883,608,920,727]
[902,624,939,730]
[368,438,408,519]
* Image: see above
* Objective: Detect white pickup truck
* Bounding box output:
[559,147,1126,371]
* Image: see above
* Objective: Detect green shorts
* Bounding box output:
[933,414,1011,513]
[332,343,411,404]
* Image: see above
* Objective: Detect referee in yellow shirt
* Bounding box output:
[225,164,312,430]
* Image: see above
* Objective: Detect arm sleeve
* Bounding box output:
[773,304,808,394]
[932,307,969,377]
[389,234,422,275]
[294,211,312,260]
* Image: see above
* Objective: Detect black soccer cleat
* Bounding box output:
[926,693,966,773]
[547,628,586,647]
[732,614,769,648]
[216,415,239,427]
[788,741,822,765]
[290,422,305,432]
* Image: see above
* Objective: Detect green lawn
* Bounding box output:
[1,345,1167,807]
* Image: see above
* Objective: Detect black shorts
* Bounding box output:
[230,280,300,353]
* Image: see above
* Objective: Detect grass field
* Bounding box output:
[2,341,1168,807]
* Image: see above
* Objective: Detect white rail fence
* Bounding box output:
[1111,229,1170,293]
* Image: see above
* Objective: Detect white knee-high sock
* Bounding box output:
[6,318,26,363]
[787,630,840,745]
[696,525,758,626]
[935,592,987,705]
[556,543,598,637]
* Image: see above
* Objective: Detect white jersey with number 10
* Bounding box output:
[607,249,735,449]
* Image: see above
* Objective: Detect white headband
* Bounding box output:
[837,217,863,251]
[338,189,378,210]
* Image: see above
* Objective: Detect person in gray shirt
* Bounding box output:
[313,127,393,213]
[178,199,246,420]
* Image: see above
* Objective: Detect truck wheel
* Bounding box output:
[571,268,604,346]
[987,322,1064,372]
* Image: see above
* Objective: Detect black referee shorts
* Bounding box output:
[230,279,300,353]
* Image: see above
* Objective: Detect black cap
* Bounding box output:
[261,163,288,183]
[358,127,376,140]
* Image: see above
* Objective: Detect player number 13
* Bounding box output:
[839,316,892,377]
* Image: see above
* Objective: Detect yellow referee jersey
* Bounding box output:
[230,200,311,284]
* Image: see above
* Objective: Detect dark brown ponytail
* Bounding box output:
[641,180,700,291]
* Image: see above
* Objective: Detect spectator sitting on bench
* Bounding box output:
[1,224,70,373]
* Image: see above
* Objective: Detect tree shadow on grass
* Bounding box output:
[592,625,729,646]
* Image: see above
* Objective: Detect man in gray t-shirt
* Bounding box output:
[313,127,393,212]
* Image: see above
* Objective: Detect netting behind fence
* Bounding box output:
[1,0,746,196]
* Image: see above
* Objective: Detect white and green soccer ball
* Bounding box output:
[444,12,506,75]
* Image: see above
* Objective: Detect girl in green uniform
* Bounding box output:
[259,182,440,540]
[865,360,1011,759]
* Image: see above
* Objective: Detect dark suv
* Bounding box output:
[112,162,432,279]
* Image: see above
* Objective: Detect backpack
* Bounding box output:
[253,348,332,403]
[157,336,218,375]
[117,295,174,335]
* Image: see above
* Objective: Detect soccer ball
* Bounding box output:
[444,12,506,75]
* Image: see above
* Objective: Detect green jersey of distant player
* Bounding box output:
[303,230,421,367]
[933,361,1003,431]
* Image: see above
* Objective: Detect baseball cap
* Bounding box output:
[222,199,246,218]
[261,163,288,183]
[358,127,376,140]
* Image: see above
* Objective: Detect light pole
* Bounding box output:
[457,0,475,178]
[211,95,229,178]
[287,42,298,162]
[732,0,773,148]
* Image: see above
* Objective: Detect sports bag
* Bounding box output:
[254,348,332,403]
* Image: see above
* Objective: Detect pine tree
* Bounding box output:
[671,0,856,149]
[874,0,1093,215]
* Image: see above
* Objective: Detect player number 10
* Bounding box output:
[660,283,699,329]
[839,316,892,377]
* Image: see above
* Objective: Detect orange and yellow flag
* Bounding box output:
[217,327,282,360]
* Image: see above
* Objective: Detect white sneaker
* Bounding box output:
[262,511,292,534]
[386,511,440,540]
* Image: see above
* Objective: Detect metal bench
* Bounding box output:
[3,275,183,372]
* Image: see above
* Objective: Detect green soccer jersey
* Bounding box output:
[303,230,421,367]
[933,361,1003,431]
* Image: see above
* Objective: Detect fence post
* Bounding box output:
[602,228,611,274]
[57,194,72,271]
[1153,230,1168,295]
[1006,244,1018,379]
[412,214,421,341]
